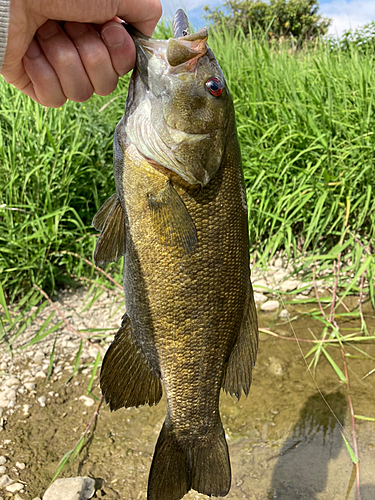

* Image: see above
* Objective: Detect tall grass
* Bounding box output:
[1,23,375,305]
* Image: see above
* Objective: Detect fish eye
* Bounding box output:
[205,77,223,97]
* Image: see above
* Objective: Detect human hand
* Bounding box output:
[1,0,162,107]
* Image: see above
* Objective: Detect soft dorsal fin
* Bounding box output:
[148,182,197,254]
[93,195,125,267]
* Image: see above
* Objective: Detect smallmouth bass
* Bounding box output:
[93,10,258,500]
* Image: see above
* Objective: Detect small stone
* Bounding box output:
[3,377,20,388]
[280,279,301,292]
[35,371,46,379]
[268,358,284,377]
[253,279,269,292]
[38,396,46,407]
[0,456,6,465]
[0,475,13,488]
[279,309,290,319]
[32,498,42,500]
[24,382,36,391]
[5,482,23,493]
[14,495,24,500]
[34,350,45,362]
[79,396,95,407]
[43,476,95,500]
[273,269,289,282]
[274,257,284,269]
[0,466,6,474]
[23,404,31,417]
[15,462,25,470]
[253,292,267,305]
[260,300,279,312]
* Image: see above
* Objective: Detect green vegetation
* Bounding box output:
[1,23,375,307]
[1,20,374,490]
[204,0,331,41]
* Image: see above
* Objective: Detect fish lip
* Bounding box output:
[124,23,209,74]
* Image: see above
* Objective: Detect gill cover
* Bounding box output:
[122,13,233,187]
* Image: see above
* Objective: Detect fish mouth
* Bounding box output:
[123,13,208,74]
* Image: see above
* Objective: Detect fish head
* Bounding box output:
[123,14,233,187]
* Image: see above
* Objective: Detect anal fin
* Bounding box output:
[100,314,162,410]
[148,182,197,253]
[222,281,259,399]
[93,195,125,267]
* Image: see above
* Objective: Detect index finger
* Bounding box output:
[116,0,162,36]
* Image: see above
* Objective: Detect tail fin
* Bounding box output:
[147,420,231,500]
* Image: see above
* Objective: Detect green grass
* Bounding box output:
[0,23,374,308]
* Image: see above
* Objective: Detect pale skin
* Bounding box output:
[1,0,162,107]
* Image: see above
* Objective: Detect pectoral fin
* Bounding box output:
[148,182,197,253]
[100,314,163,410]
[92,193,117,231]
[222,282,259,399]
[93,195,125,267]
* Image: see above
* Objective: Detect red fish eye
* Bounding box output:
[206,77,223,97]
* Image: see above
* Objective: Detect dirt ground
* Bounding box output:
[0,288,374,500]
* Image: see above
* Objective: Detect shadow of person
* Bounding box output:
[267,391,347,500]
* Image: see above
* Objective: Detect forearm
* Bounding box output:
[0,0,10,72]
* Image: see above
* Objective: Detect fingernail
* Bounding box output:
[102,25,126,47]
[38,20,59,40]
[25,40,41,59]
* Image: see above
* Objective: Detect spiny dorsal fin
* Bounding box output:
[148,182,197,254]
[92,193,117,231]
[93,196,125,267]
[222,281,259,399]
[100,314,162,410]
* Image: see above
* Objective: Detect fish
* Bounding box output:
[93,9,258,500]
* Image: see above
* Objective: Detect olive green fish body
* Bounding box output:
[95,10,258,500]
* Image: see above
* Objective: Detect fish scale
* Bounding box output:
[95,10,258,500]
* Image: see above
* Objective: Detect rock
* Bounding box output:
[24,382,36,391]
[268,357,284,376]
[253,292,267,305]
[3,377,20,388]
[253,279,269,292]
[35,371,46,379]
[5,482,24,493]
[0,456,6,465]
[15,462,25,470]
[0,466,6,474]
[38,396,46,407]
[273,257,284,269]
[0,474,13,488]
[43,477,95,500]
[280,279,301,292]
[273,269,289,282]
[34,350,45,363]
[14,495,24,500]
[23,404,31,416]
[79,396,95,407]
[260,300,280,312]
[279,309,290,319]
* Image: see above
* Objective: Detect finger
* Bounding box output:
[36,20,94,102]
[23,39,67,107]
[101,20,136,77]
[64,22,119,95]
[117,0,162,36]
